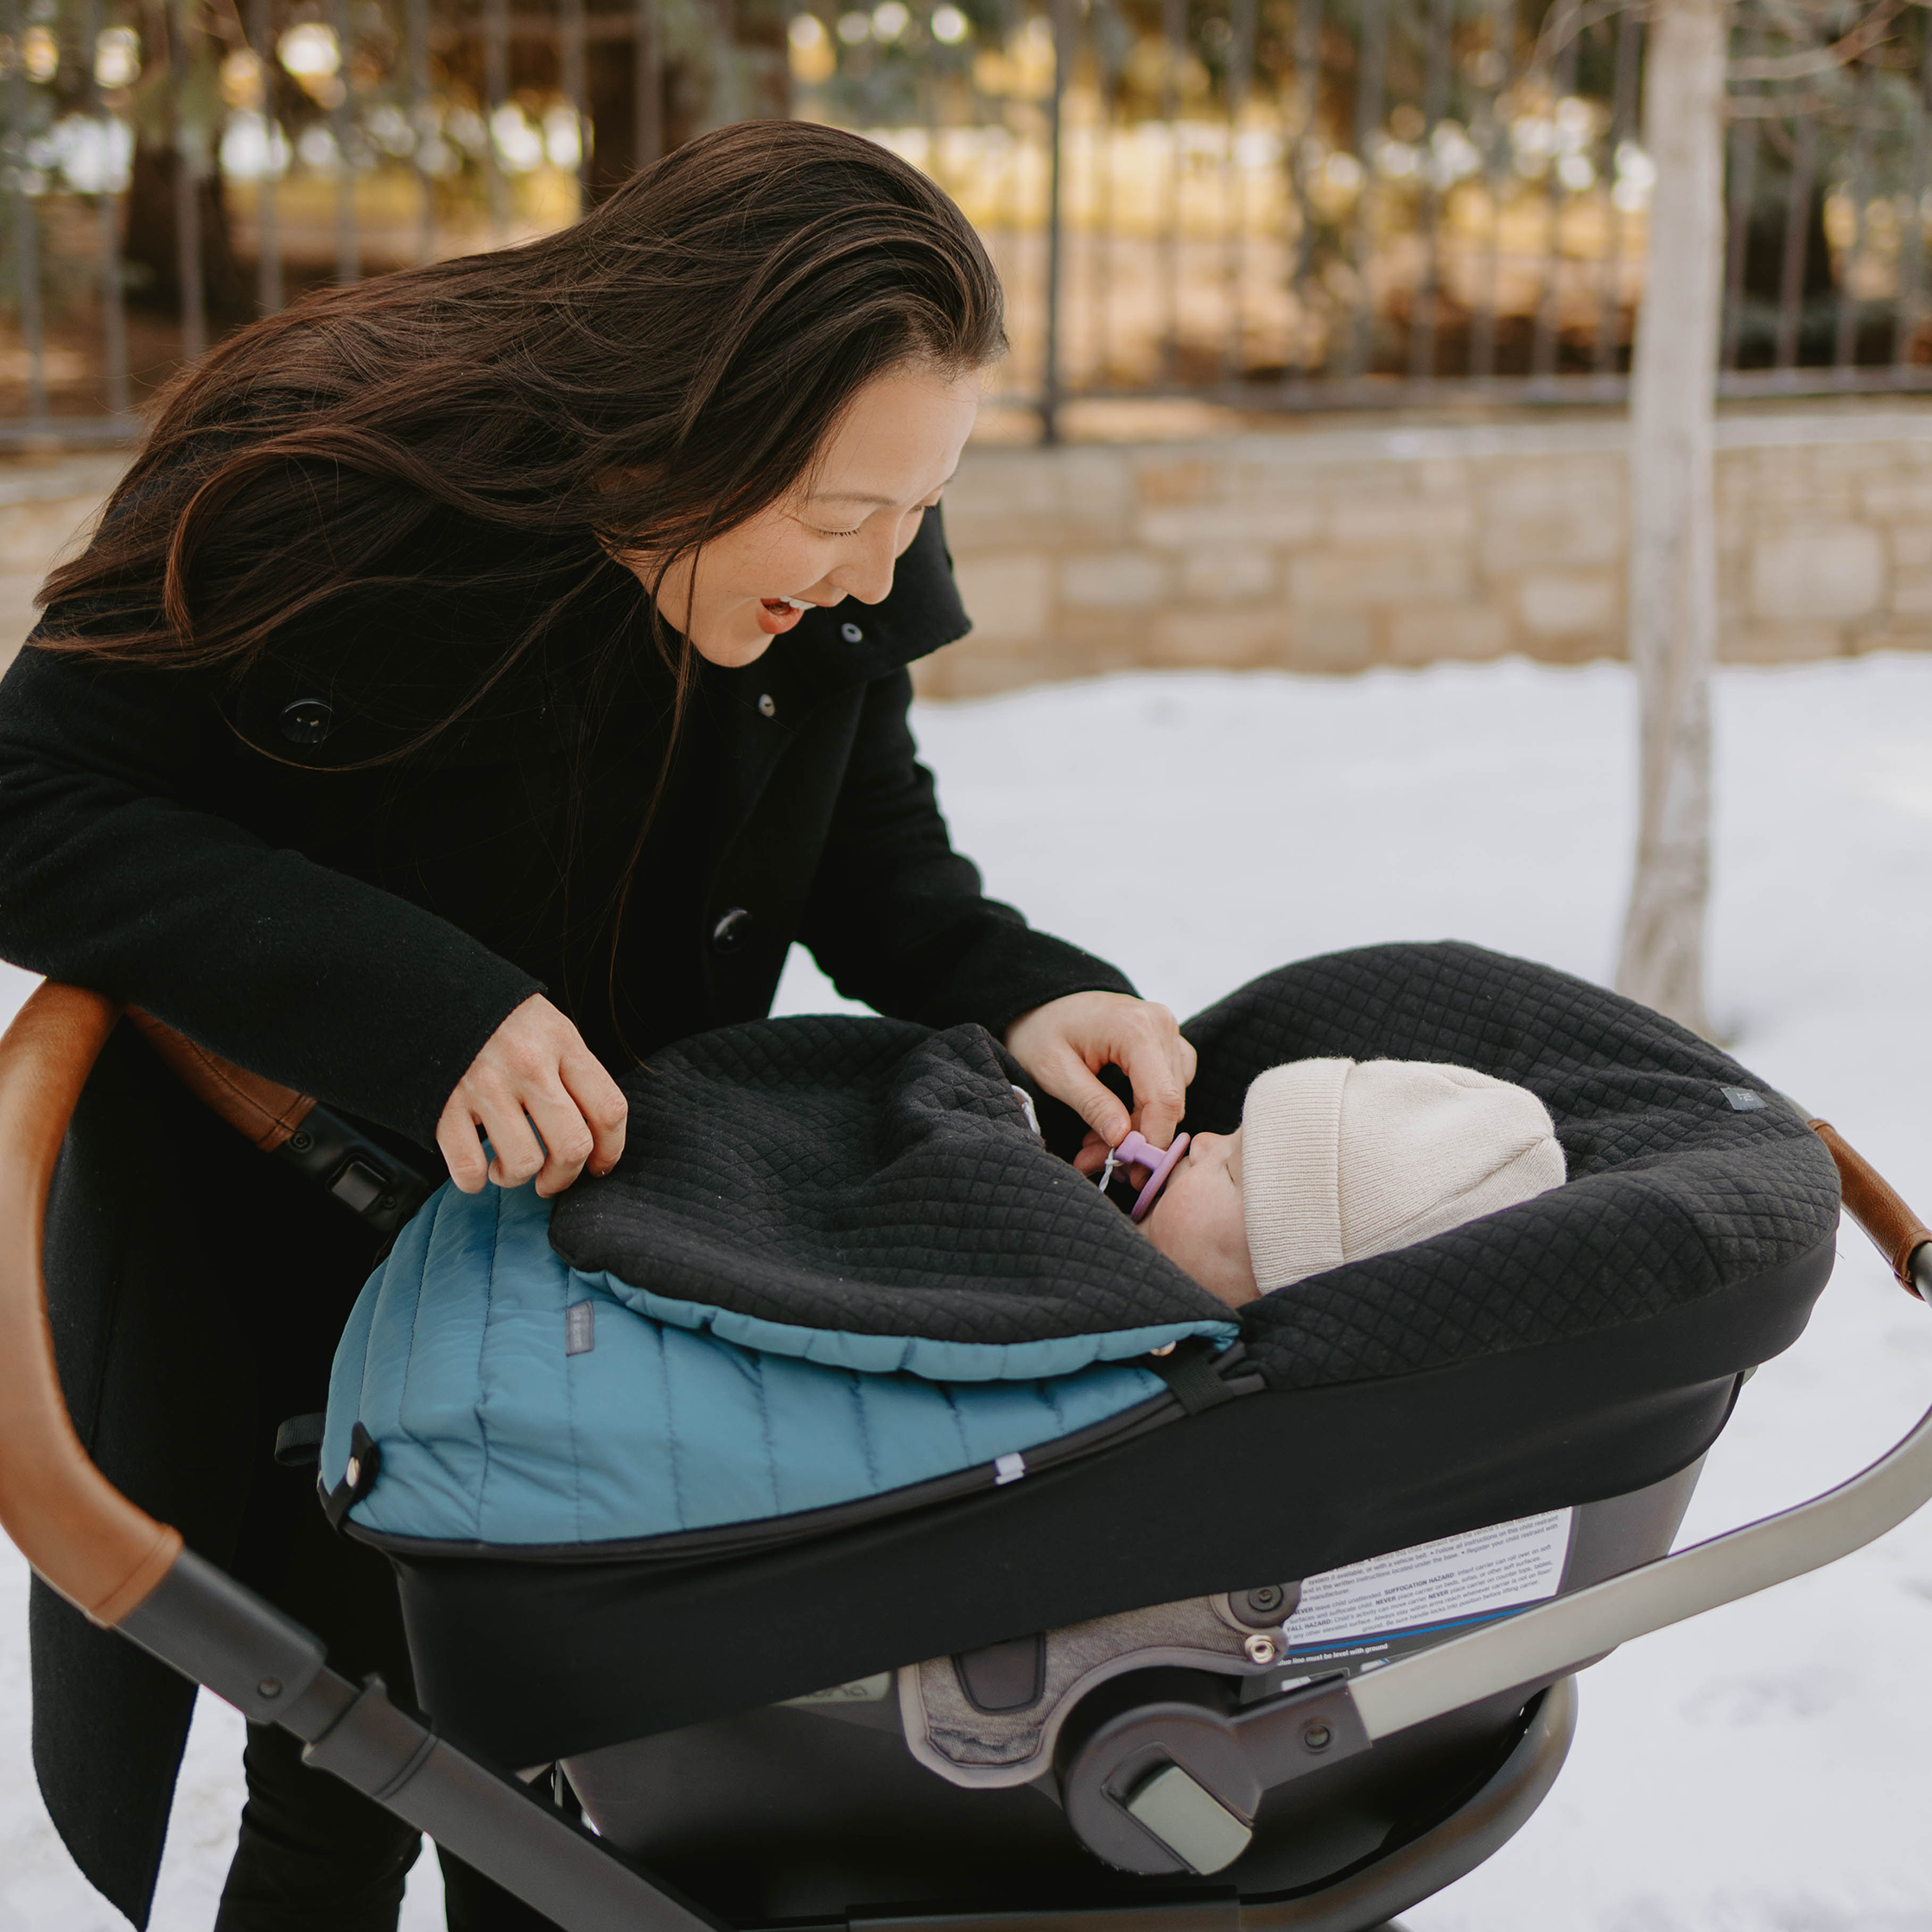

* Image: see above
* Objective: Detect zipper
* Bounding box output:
[343,1341,1260,1567]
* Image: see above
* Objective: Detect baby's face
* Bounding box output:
[1137,1129,1258,1309]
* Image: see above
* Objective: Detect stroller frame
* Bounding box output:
[3,982,1930,1932]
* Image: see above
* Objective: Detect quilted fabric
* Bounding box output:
[549,1018,1236,1342]
[551,943,1838,1395]
[322,1178,1214,1546]
[1179,943,1841,1389]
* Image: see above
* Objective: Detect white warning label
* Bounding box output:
[1269,1508,1573,1679]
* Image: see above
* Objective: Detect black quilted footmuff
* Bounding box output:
[395,942,1840,1767]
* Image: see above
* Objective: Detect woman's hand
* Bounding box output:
[435,995,628,1197]
[1004,991,1197,1175]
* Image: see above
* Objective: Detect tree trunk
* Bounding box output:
[1615,0,1729,1036]
[122,138,252,327]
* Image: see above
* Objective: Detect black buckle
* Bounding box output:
[276,1105,433,1236]
[1147,1337,1242,1414]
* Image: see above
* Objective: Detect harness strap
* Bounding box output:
[1147,1336,1242,1414]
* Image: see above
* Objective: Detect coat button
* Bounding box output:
[840,621,862,644]
[758,693,776,719]
[711,907,753,952]
[280,697,334,746]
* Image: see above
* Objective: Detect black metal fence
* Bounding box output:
[3,0,1930,443]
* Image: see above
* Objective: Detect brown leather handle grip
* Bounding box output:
[127,1007,315,1152]
[1811,1120,1932,1299]
[0,986,185,1625]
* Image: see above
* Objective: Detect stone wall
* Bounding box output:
[6,410,1932,693]
[919,404,1932,698]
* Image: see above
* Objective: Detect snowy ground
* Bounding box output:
[3,651,1930,1929]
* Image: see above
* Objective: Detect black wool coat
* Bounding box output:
[0,500,1133,1923]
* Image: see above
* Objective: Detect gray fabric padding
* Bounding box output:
[899,1598,1267,1788]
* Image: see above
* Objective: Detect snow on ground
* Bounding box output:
[3,651,1931,1929]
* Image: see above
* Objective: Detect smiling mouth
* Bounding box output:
[756,596,815,637]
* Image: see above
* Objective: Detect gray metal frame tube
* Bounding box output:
[118,1549,728,1932]
[1352,1382,1932,1742]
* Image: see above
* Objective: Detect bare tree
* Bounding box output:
[1616,0,1731,1036]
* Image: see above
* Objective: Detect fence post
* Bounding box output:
[1223,0,1255,384]
[329,0,359,280]
[409,0,435,264]
[1041,0,1070,442]
[168,0,207,360]
[562,0,587,196]
[1594,9,1641,378]
[485,0,509,238]
[1471,0,1513,381]
[1160,0,1184,383]
[636,0,663,166]
[83,0,132,410]
[3,0,49,427]
[1896,25,1932,372]
[1719,19,1759,372]
[1409,0,1452,383]
[1346,0,1387,381]
[1833,58,1877,374]
[1774,112,1815,373]
[251,0,285,310]
[1283,0,1321,387]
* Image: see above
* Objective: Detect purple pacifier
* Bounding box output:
[1097,1128,1191,1223]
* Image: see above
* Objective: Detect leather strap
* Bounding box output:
[0,984,184,1625]
[131,1011,431,1237]
[128,1007,315,1152]
[1811,1120,1932,1297]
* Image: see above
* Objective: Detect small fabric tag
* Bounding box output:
[565,1301,595,1357]
[994,1452,1027,1484]
[1721,1085,1768,1112]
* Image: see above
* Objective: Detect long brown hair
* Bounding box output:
[35,120,1004,1052]
[37,118,1006,696]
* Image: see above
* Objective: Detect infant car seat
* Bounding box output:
[311,942,1841,1927]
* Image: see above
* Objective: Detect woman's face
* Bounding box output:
[632,362,983,668]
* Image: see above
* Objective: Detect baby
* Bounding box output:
[1126,1058,1567,1309]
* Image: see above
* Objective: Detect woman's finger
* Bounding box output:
[559,1046,628,1178]
[1115,1007,1189,1150]
[436,1097,492,1194]
[522,1082,600,1198]
[473,1086,549,1190]
[1032,1040,1133,1148]
[1007,992,1199,1163]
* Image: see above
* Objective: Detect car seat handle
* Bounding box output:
[0,982,726,1932]
[1810,1119,1932,1300]
[126,1007,432,1236]
[127,1006,316,1151]
[0,983,182,1626]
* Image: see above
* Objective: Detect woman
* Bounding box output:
[0,123,1193,1930]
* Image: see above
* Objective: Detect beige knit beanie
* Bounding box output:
[1240,1058,1566,1293]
